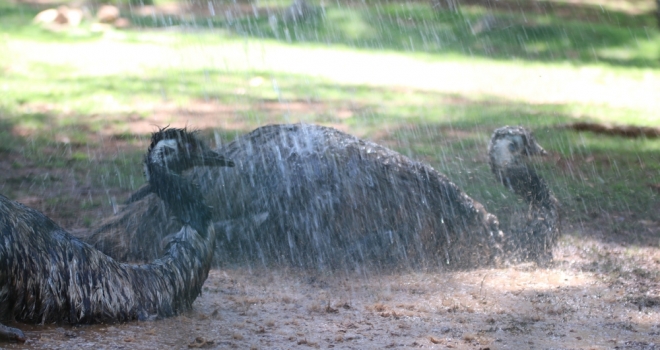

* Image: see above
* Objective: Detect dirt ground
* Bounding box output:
[1,231,658,350]
[0,209,652,350]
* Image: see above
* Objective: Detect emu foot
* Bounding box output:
[0,322,26,342]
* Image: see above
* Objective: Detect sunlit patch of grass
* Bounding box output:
[5,35,659,123]
[547,0,657,14]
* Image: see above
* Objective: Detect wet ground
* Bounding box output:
[4,231,659,350]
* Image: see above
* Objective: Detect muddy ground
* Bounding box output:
[3,233,659,350]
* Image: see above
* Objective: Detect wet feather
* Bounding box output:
[0,127,230,342]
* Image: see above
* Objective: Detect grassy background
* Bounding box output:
[0,0,658,244]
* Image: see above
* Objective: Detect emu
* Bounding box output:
[0,127,233,342]
[87,124,558,270]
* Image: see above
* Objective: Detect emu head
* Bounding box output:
[145,127,234,181]
[488,126,547,173]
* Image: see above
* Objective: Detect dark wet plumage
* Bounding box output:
[87,124,557,271]
[488,126,559,263]
[0,127,233,342]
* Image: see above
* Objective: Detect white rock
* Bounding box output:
[97,5,120,23]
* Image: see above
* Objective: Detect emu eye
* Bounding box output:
[161,147,176,158]
[185,142,194,153]
[508,142,518,152]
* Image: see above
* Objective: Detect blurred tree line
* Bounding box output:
[75,0,660,29]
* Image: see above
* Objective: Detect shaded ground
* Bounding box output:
[3,237,660,349]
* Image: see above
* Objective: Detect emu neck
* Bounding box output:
[492,161,559,264]
[147,165,212,237]
[494,164,554,210]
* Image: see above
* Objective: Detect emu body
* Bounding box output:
[488,126,559,262]
[0,128,232,342]
[88,124,557,270]
[205,124,503,269]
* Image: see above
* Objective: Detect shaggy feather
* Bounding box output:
[488,126,559,263]
[0,127,231,342]
[87,124,557,270]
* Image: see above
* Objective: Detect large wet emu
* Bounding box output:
[0,128,233,342]
[87,124,558,270]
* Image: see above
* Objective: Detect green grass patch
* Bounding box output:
[2,64,658,228]
[386,121,659,226]
[117,0,660,68]
[3,0,659,68]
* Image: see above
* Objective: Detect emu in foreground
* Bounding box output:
[88,124,558,270]
[0,128,233,342]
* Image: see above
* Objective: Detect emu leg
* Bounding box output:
[0,323,26,342]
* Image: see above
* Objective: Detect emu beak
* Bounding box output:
[196,149,235,167]
[528,140,548,157]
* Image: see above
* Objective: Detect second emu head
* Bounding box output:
[488,125,547,172]
[145,127,235,181]
[144,127,235,236]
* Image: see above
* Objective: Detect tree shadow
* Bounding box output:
[2,0,658,67]
[122,0,660,68]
